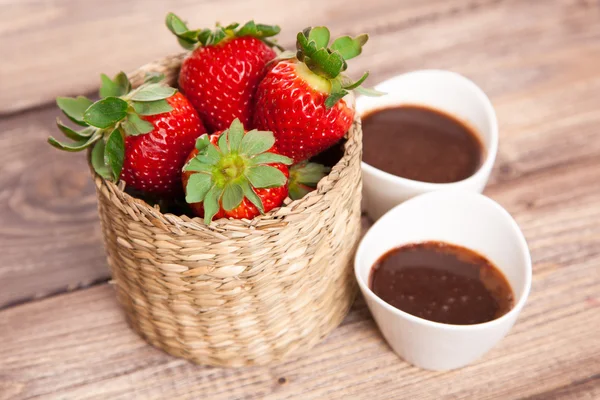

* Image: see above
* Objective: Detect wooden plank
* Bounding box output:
[0,0,493,114]
[2,0,600,307]
[0,108,108,308]
[2,0,598,113]
[525,375,600,400]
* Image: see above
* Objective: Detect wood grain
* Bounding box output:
[1,222,599,400]
[0,0,491,114]
[0,108,108,308]
[2,0,600,397]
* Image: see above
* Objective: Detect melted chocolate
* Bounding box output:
[362,106,483,183]
[369,242,514,325]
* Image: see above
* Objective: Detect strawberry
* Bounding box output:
[166,13,281,132]
[182,119,292,224]
[253,27,381,162]
[48,72,206,196]
[288,161,330,200]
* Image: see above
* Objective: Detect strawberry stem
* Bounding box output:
[166,13,282,50]
[290,26,383,108]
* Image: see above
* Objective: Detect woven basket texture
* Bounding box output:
[92,54,363,366]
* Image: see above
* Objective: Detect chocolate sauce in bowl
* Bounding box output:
[369,241,514,325]
[362,105,484,183]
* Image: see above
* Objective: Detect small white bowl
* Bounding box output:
[355,190,531,371]
[357,70,499,221]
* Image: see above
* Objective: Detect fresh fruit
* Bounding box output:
[48,72,206,195]
[288,161,330,200]
[166,13,281,132]
[253,26,381,162]
[182,118,293,224]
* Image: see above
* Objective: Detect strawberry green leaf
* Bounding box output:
[177,29,201,41]
[240,130,275,156]
[56,118,94,140]
[324,90,347,108]
[184,157,214,173]
[255,24,281,37]
[354,85,386,97]
[99,74,119,98]
[203,185,224,224]
[83,97,128,128]
[56,96,93,126]
[222,183,244,211]
[197,29,212,46]
[166,12,199,49]
[167,14,280,50]
[91,139,112,180]
[330,34,368,61]
[289,183,312,201]
[48,135,98,152]
[224,22,240,30]
[308,27,330,49]
[206,28,227,45]
[177,37,196,50]
[185,173,213,203]
[144,72,165,84]
[237,20,281,39]
[104,129,125,181]
[166,12,190,35]
[228,118,244,152]
[291,162,330,185]
[198,141,221,165]
[115,71,132,93]
[342,71,369,90]
[218,129,230,154]
[297,31,345,79]
[250,153,293,165]
[130,84,176,102]
[325,79,348,109]
[240,180,264,213]
[195,135,211,152]
[122,113,154,136]
[289,162,329,200]
[307,48,344,78]
[132,99,173,116]
[246,165,287,188]
[100,72,130,98]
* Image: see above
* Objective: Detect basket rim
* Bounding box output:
[90,53,362,231]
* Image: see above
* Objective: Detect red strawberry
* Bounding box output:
[253,27,380,162]
[166,13,280,132]
[182,119,292,224]
[120,92,206,195]
[48,72,206,196]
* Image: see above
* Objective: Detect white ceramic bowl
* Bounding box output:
[357,70,499,221]
[355,190,531,371]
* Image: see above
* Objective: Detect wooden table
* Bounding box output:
[2,0,600,398]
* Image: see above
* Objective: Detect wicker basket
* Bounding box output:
[92,54,363,367]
